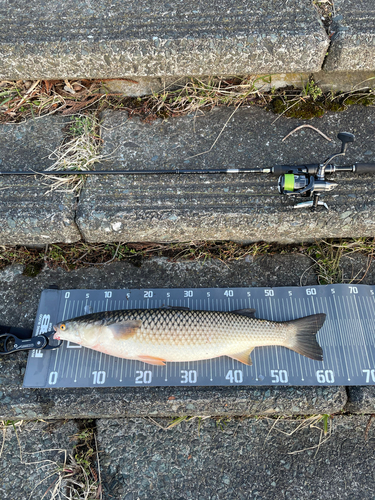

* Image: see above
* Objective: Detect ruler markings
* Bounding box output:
[345,295,361,376]
[24,285,375,387]
[363,297,375,367]
[325,296,341,378]
[297,297,308,380]
[353,294,371,369]
[335,294,351,381]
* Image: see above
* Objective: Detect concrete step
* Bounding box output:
[0,0,328,80]
[1,419,80,500]
[0,116,81,245]
[324,0,375,71]
[1,105,375,245]
[78,105,375,244]
[1,255,375,421]
[2,415,375,499]
[96,415,375,499]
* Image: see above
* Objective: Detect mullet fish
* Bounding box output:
[53,308,326,366]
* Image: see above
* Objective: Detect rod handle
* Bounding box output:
[355,163,375,174]
[272,164,320,176]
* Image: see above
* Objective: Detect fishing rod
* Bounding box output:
[2,131,374,210]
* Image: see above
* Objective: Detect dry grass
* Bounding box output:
[305,238,375,285]
[145,76,270,118]
[0,79,110,123]
[1,419,101,500]
[0,240,291,274]
[1,76,375,126]
[265,414,333,457]
[0,239,374,284]
[42,115,105,194]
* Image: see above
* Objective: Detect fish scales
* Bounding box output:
[53,308,326,366]
[74,309,284,346]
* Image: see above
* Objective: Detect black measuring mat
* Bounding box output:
[23,285,375,388]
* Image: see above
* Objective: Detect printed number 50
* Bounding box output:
[271,369,288,383]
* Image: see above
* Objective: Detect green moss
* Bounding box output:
[22,262,43,277]
[344,95,375,106]
[326,101,345,112]
[270,94,348,119]
[270,97,325,119]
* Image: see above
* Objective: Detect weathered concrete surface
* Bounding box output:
[103,71,375,97]
[345,386,375,414]
[0,0,328,80]
[0,116,81,245]
[0,257,348,420]
[77,106,375,244]
[324,0,375,71]
[1,420,80,500]
[97,415,375,500]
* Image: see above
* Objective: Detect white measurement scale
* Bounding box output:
[23,285,375,388]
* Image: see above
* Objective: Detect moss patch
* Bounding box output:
[270,96,346,119]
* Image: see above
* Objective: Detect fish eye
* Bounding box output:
[60,324,66,331]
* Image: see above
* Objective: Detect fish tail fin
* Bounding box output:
[285,313,326,361]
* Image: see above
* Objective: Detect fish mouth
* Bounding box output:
[52,325,60,340]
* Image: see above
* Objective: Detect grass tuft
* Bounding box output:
[0,239,374,282]
[43,114,104,194]
[305,238,375,284]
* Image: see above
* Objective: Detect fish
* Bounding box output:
[53,307,326,366]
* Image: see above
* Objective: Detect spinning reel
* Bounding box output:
[277,132,358,210]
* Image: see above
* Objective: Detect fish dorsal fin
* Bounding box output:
[232,308,256,318]
[228,348,254,366]
[108,320,142,339]
[137,355,166,366]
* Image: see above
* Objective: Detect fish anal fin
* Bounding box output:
[108,320,142,340]
[138,355,166,366]
[232,308,256,318]
[228,348,254,366]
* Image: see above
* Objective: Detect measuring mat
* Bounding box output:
[24,285,375,388]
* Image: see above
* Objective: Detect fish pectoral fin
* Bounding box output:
[232,308,256,318]
[137,355,166,366]
[108,320,142,340]
[229,348,254,366]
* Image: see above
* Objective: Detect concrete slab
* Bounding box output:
[345,386,375,414]
[77,106,375,244]
[0,116,81,245]
[104,71,375,97]
[0,257,347,420]
[1,419,80,500]
[0,0,328,80]
[324,0,375,71]
[97,415,375,500]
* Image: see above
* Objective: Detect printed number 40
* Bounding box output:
[225,370,243,384]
